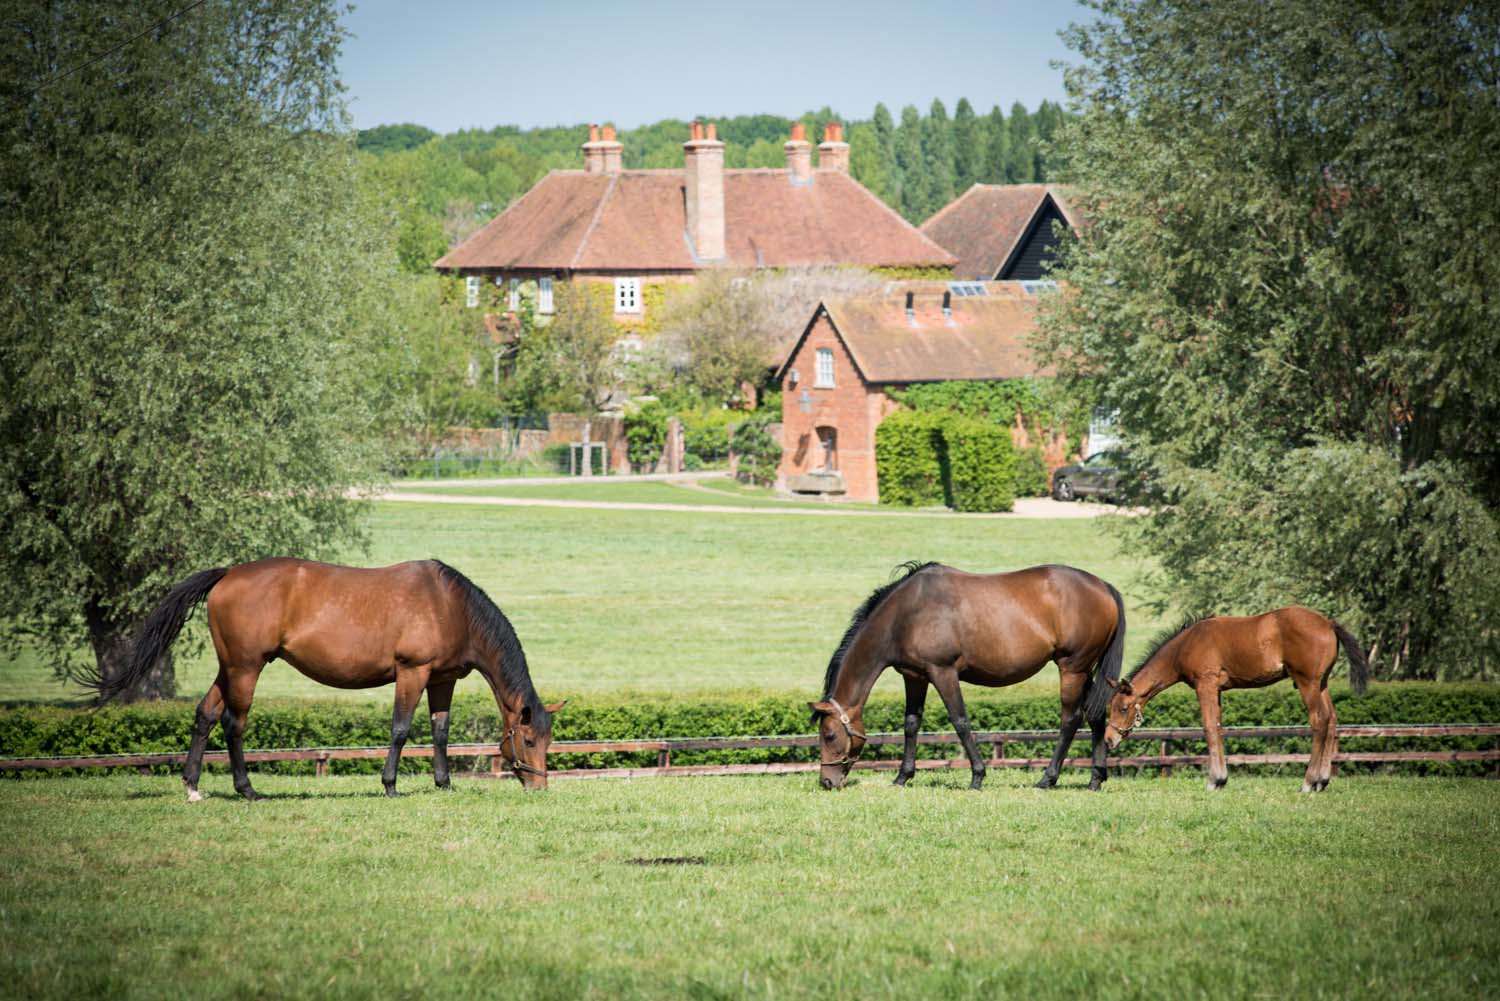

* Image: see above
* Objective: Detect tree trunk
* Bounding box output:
[85,600,175,703]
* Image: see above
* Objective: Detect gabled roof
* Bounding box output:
[777,282,1051,385]
[434,169,956,272]
[920,184,1078,281]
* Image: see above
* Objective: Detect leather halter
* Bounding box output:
[818,697,868,768]
[1116,703,1145,738]
[501,725,546,778]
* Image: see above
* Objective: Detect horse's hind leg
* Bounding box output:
[894,674,928,787]
[1086,716,1109,792]
[382,667,431,797]
[1197,683,1229,790]
[1296,679,1337,793]
[930,670,986,791]
[427,679,457,791]
[221,665,265,801]
[1037,665,1087,790]
[183,671,227,802]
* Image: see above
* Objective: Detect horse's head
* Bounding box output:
[1102,677,1143,750]
[808,699,867,790]
[502,700,567,789]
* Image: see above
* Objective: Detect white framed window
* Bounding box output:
[507,278,519,312]
[537,276,554,314]
[815,348,835,388]
[614,277,641,313]
[464,275,480,308]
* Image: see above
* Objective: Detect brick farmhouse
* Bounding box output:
[920,183,1078,281]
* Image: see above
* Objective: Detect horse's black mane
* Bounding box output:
[431,560,547,731]
[816,561,939,715]
[1126,618,1203,681]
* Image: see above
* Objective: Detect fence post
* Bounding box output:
[657,748,670,769]
[1160,739,1173,778]
[491,753,505,778]
[315,755,327,778]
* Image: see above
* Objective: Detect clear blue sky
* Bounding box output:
[338,0,1088,133]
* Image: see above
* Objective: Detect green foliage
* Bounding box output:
[728,413,782,487]
[3,682,1496,776]
[624,400,669,470]
[356,123,438,154]
[942,418,1017,513]
[679,408,737,464]
[0,0,398,698]
[875,410,948,507]
[1041,0,1500,679]
[1013,447,1050,498]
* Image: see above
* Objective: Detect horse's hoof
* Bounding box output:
[1087,780,1104,792]
[434,781,454,792]
[384,786,400,799]
[969,781,984,792]
[237,788,261,802]
[1205,779,1226,792]
[893,774,910,787]
[1034,776,1056,790]
[1300,782,1313,794]
[186,788,203,803]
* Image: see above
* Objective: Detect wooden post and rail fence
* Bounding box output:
[2,724,1497,780]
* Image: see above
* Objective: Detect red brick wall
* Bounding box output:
[777,312,897,502]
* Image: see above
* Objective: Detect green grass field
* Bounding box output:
[391,475,890,510]
[1,771,1494,1000]
[0,501,1167,704]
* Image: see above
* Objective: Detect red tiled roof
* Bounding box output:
[777,282,1052,384]
[920,184,1077,281]
[434,169,956,272]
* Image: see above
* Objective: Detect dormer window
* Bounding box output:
[615,277,641,314]
[815,348,835,388]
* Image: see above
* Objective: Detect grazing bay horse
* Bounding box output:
[810,562,1126,792]
[98,558,563,800]
[1102,607,1368,792]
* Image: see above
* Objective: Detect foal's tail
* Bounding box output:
[1082,582,1127,724]
[90,568,227,704]
[1332,621,1369,696]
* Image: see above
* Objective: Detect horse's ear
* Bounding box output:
[519,704,532,725]
[1103,676,1120,691]
[544,700,567,714]
[1118,678,1135,696]
[808,700,834,715]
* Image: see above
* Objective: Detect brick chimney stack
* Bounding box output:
[817,122,849,174]
[684,120,725,260]
[784,121,812,184]
[582,122,623,174]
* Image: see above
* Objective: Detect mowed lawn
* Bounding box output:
[0,501,1167,704]
[1,771,1494,1000]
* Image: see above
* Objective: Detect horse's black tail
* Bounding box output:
[1332,621,1369,695]
[91,568,228,704]
[1082,582,1127,724]
[816,561,938,718]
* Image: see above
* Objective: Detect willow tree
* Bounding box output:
[0,1,401,699]
[1039,0,1500,678]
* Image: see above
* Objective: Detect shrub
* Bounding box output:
[679,408,737,464]
[729,413,782,486]
[1013,447,1050,497]
[623,400,668,471]
[942,418,1017,512]
[874,410,947,506]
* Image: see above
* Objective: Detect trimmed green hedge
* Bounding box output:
[874,410,947,506]
[875,411,1019,512]
[943,417,1017,512]
[3,683,1497,777]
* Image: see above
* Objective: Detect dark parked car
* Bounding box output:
[1051,451,1122,502]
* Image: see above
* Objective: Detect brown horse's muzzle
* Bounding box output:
[819,764,851,790]
[1104,726,1123,751]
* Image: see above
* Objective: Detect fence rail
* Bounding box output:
[3,724,1497,780]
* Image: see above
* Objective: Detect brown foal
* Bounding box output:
[1102,607,1369,792]
[99,558,562,800]
[811,562,1126,792]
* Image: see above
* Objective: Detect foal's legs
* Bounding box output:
[893,674,928,787]
[183,671,227,802]
[1296,679,1337,793]
[222,665,265,801]
[1197,682,1229,790]
[930,670,986,791]
[427,679,457,791]
[1037,665,1087,790]
[382,667,431,797]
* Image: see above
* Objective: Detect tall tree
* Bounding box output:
[1039,0,1500,679]
[1033,99,1064,179]
[983,105,1010,183]
[895,105,930,222]
[0,0,398,698]
[847,123,891,202]
[952,97,981,194]
[871,103,902,208]
[923,99,956,217]
[1005,101,1036,182]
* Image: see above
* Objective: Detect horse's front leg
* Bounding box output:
[930,670,985,791]
[894,673,928,787]
[427,679,457,791]
[1197,682,1228,790]
[383,667,431,797]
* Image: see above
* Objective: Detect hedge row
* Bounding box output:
[3,683,1498,777]
[874,410,1020,511]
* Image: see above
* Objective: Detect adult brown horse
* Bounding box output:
[97,558,564,800]
[809,562,1126,792]
[1101,607,1368,792]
